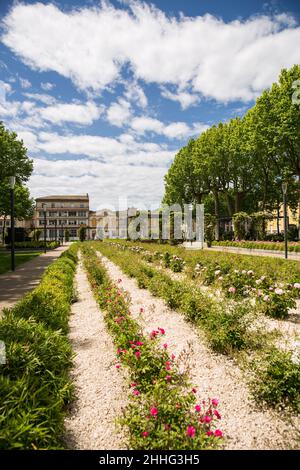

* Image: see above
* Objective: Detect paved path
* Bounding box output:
[0,244,70,311]
[207,246,300,261]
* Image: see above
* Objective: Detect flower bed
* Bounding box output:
[211,240,300,253]
[0,244,78,449]
[95,241,300,413]
[81,245,223,450]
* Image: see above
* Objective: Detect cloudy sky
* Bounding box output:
[0,0,300,210]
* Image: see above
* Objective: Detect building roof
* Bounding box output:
[36,194,89,201]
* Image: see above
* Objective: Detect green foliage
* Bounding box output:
[232,212,251,240]
[0,252,41,275]
[0,244,78,449]
[250,348,300,413]
[79,226,86,242]
[6,241,60,250]
[212,240,300,252]
[64,229,70,242]
[163,66,300,233]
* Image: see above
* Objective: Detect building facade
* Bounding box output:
[96,208,137,239]
[34,195,90,241]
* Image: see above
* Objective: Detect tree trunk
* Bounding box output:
[276,202,280,236]
[225,192,233,217]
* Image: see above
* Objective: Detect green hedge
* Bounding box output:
[6,241,60,250]
[0,244,78,449]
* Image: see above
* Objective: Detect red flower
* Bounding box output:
[191,388,197,394]
[206,431,213,436]
[214,429,223,437]
[186,426,196,438]
[135,341,143,346]
[130,383,137,388]
[211,398,219,407]
[115,364,121,369]
[204,415,211,423]
[135,351,141,359]
[133,389,140,396]
[158,327,165,335]
[166,375,172,382]
[140,307,144,313]
[150,407,158,417]
[171,354,176,360]
[214,410,221,420]
[142,431,149,438]
[195,405,201,412]
[163,343,168,349]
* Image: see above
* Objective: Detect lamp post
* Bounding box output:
[61,222,64,246]
[188,203,193,246]
[54,219,57,242]
[42,203,47,254]
[9,176,16,271]
[282,182,288,260]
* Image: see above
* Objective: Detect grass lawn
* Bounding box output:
[0,251,41,275]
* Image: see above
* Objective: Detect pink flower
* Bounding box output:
[135,351,141,359]
[150,330,159,339]
[166,375,172,382]
[163,343,168,349]
[115,364,121,369]
[122,349,127,354]
[131,383,137,388]
[117,348,121,354]
[263,295,270,302]
[133,389,140,396]
[142,431,149,438]
[211,398,219,407]
[140,307,144,313]
[206,431,213,436]
[275,288,284,295]
[165,361,171,371]
[214,429,223,437]
[191,387,197,394]
[214,410,221,420]
[186,426,196,438]
[171,354,176,360]
[135,341,143,346]
[204,416,211,423]
[195,405,201,412]
[228,286,236,294]
[158,327,165,335]
[150,407,158,417]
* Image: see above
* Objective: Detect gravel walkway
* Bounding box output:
[99,253,300,450]
[64,259,128,450]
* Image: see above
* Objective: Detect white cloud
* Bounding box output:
[160,87,200,109]
[2,2,300,102]
[39,101,103,125]
[19,77,31,89]
[23,92,57,105]
[130,116,208,139]
[106,99,131,127]
[30,157,167,209]
[41,81,55,91]
[124,81,148,108]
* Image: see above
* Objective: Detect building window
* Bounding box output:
[80,203,85,208]
[70,229,77,237]
[68,211,77,217]
[68,220,77,225]
[78,211,86,217]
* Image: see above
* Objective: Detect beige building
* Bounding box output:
[34,195,90,241]
[96,208,137,239]
[266,205,299,234]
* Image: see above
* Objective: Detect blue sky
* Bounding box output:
[0,0,300,210]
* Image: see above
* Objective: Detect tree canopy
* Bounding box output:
[163,65,300,239]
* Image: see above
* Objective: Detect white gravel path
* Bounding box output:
[64,259,128,450]
[99,253,300,450]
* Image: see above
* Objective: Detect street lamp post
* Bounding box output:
[9,176,16,271]
[188,203,193,246]
[282,182,288,260]
[42,203,47,254]
[54,219,57,242]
